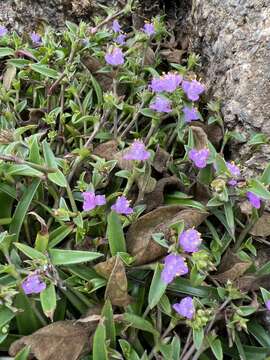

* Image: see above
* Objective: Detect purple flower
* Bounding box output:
[111,195,133,215]
[162,73,182,93]
[105,47,124,66]
[226,161,240,186]
[123,140,150,161]
[182,80,205,101]
[173,297,195,319]
[149,73,182,93]
[143,23,155,36]
[112,20,121,33]
[21,274,46,295]
[150,96,172,113]
[266,300,270,311]
[115,34,126,45]
[247,191,261,209]
[82,191,106,211]
[228,179,238,186]
[0,25,8,37]
[183,106,200,123]
[188,148,210,168]
[30,32,42,45]
[161,254,188,284]
[179,229,202,253]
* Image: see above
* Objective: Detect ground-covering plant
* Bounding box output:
[0,2,270,359]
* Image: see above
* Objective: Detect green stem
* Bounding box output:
[66,183,78,213]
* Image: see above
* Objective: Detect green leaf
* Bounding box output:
[49,224,73,248]
[0,47,15,58]
[48,249,102,265]
[14,292,41,335]
[90,74,103,107]
[93,322,108,360]
[119,339,140,360]
[171,335,181,360]
[101,300,116,348]
[123,313,158,336]
[0,306,15,329]
[168,277,218,299]
[260,164,270,185]
[248,179,270,200]
[260,287,270,303]
[42,141,67,187]
[235,332,247,360]
[193,328,204,350]
[8,59,32,68]
[14,242,47,260]
[107,211,126,256]
[224,201,235,238]
[14,345,31,360]
[9,179,41,242]
[6,164,43,178]
[30,64,59,79]
[210,339,223,360]
[248,320,270,348]
[40,283,56,320]
[139,108,158,118]
[148,263,167,309]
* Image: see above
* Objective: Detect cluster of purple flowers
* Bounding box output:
[188,148,210,169]
[246,191,261,209]
[22,274,46,295]
[179,228,202,253]
[143,23,155,36]
[112,20,126,45]
[150,72,182,94]
[105,47,125,66]
[0,25,8,37]
[161,254,188,284]
[123,140,150,161]
[182,80,205,101]
[266,300,270,311]
[82,191,106,211]
[30,32,42,45]
[173,296,195,319]
[150,96,172,113]
[111,195,133,215]
[226,161,240,186]
[183,106,200,123]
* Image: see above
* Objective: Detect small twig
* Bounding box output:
[0,154,57,174]
[120,101,146,138]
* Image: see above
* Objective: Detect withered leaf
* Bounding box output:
[93,140,118,161]
[250,212,270,237]
[152,147,171,173]
[94,256,116,279]
[143,47,155,66]
[212,262,251,283]
[126,205,208,265]
[9,321,93,360]
[190,126,208,150]
[138,176,182,212]
[105,256,132,307]
[160,49,184,64]
[189,121,223,149]
[3,65,16,90]
[29,108,46,123]
[236,274,270,292]
[81,55,113,91]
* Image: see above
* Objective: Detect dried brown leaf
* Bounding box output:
[105,256,132,307]
[3,65,16,90]
[126,205,208,265]
[152,147,171,173]
[190,121,223,149]
[138,176,182,212]
[250,212,270,237]
[81,54,113,91]
[213,262,251,283]
[29,108,46,123]
[93,140,118,161]
[94,256,116,279]
[160,49,184,64]
[236,274,270,292]
[143,47,155,66]
[190,125,208,150]
[9,321,93,360]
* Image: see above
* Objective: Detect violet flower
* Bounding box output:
[179,229,202,253]
[82,191,106,211]
[143,23,155,36]
[123,140,150,161]
[112,20,121,33]
[149,77,166,93]
[0,25,8,37]
[115,34,126,45]
[182,80,205,101]
[30,32,42,45]
[21,274,46,295]
[150,96,172,113]
[162,73,182,93]
[183,106,200,123]
[111,195,133,215]
[266,300,270,311]
[173,297,195,319]
[226,161,240,186]
[105,47,124,66]
[246,191,261,209]
[161,254,188,284]
[188,148,210,169]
